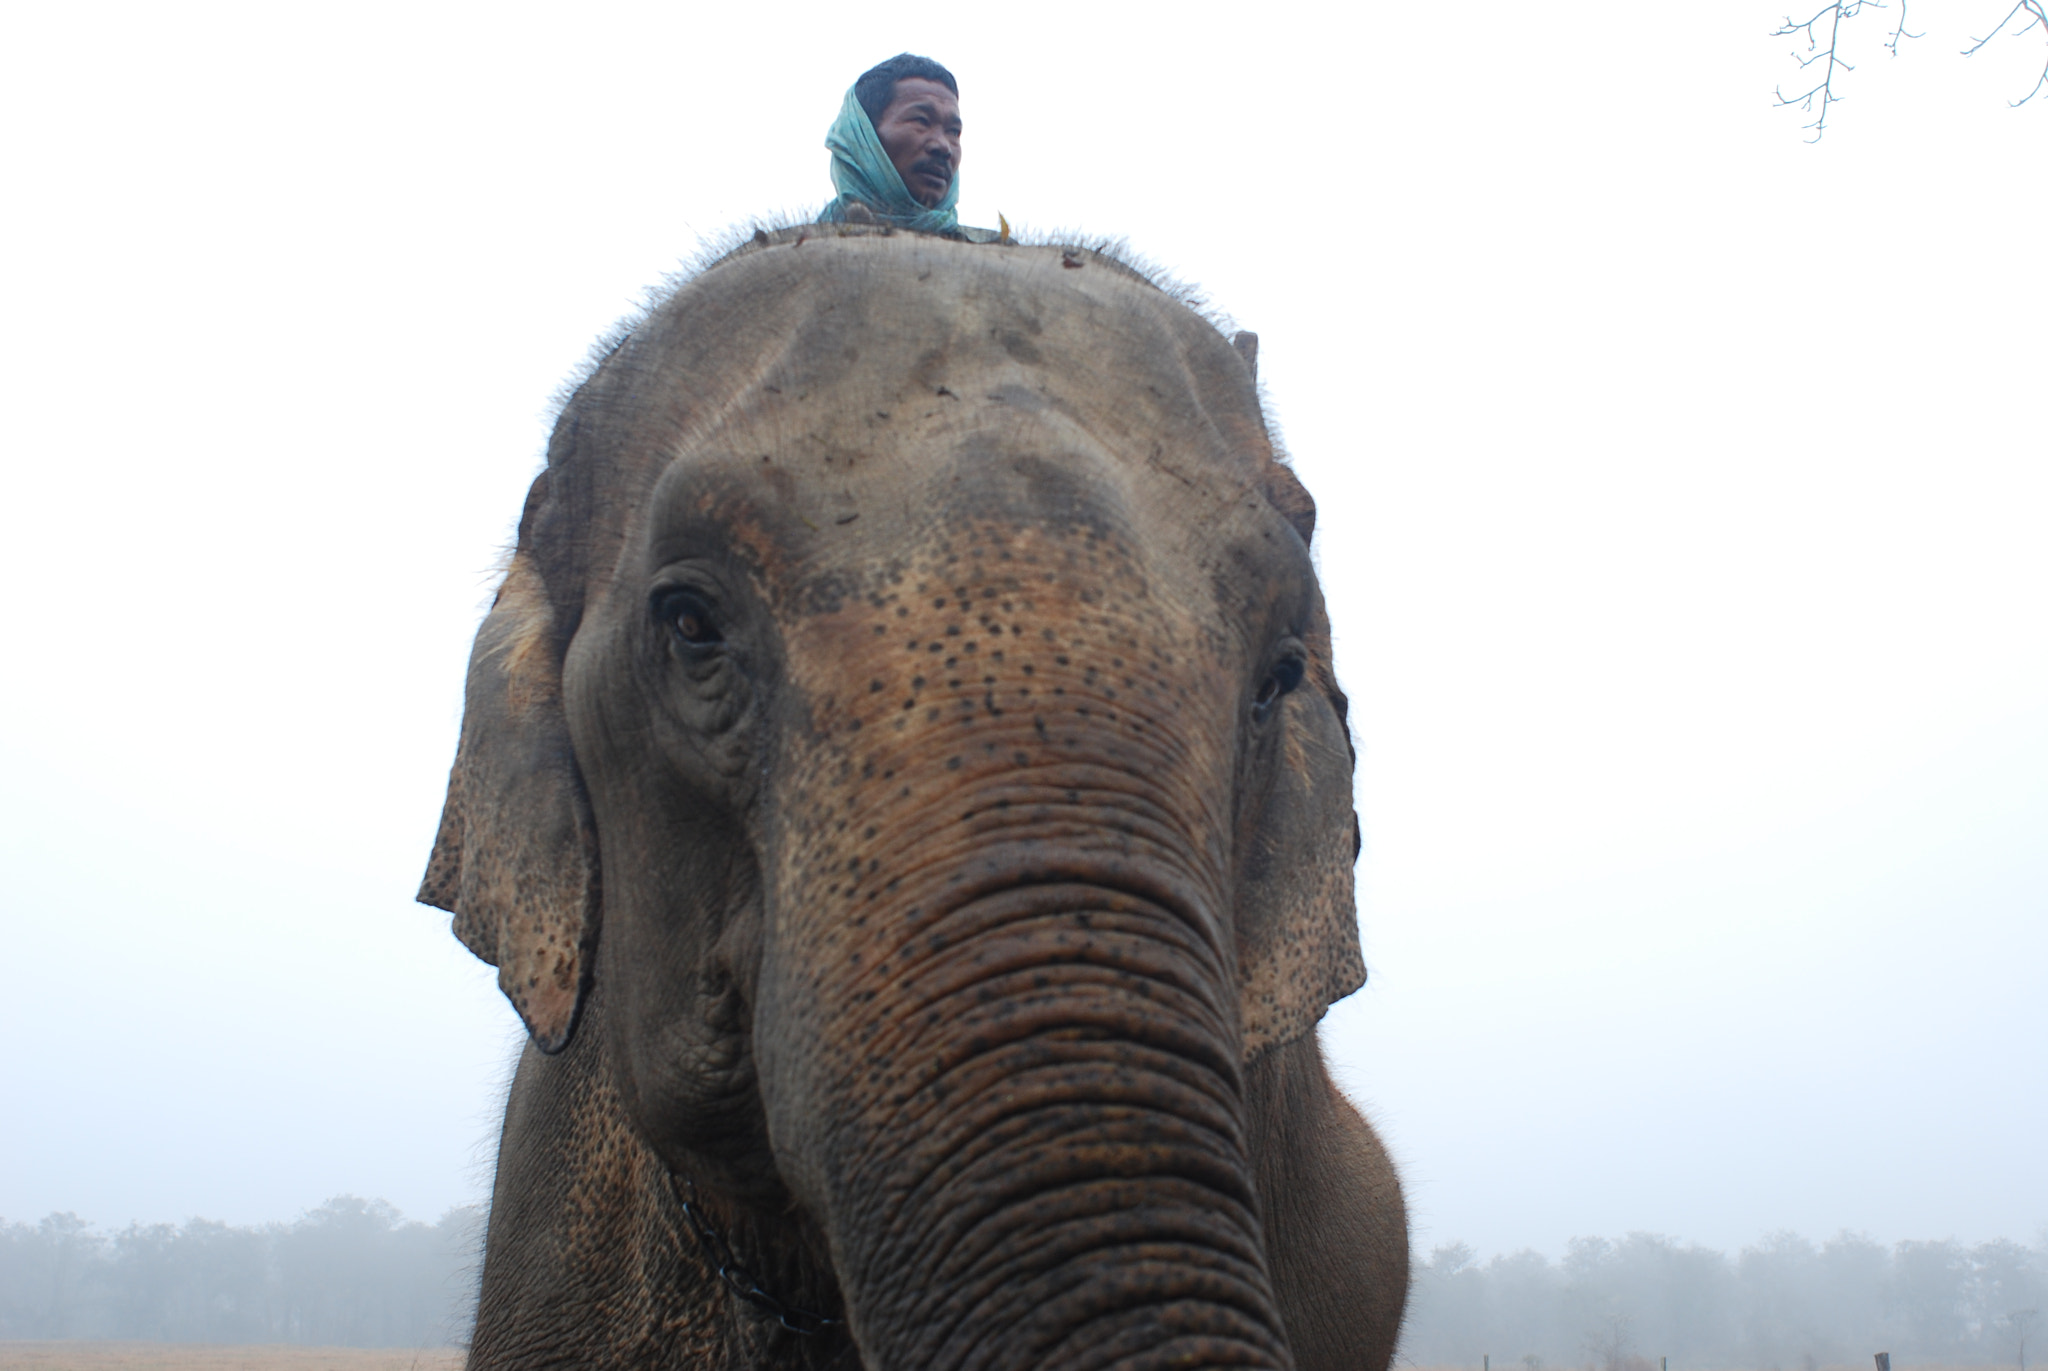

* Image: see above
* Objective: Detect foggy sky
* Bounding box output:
[2,1,2043,1260]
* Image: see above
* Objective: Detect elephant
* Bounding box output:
[420,223,1408,1371]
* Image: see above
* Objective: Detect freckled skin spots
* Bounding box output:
[424,228,1406,1371]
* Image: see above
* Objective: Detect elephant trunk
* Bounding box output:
[758,513,1290,1368]
[837,880,1288,1369]
[783,875,1289,1369]
[762,689,1289,1365]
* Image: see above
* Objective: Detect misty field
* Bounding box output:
[0,1346,463,1371]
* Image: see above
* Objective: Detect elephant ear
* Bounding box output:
[418,544,600,1054]
[1235,465,1365,1062]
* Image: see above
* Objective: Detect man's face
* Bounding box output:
[874,77,962,208]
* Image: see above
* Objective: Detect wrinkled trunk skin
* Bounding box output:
[752,516,1291,1371]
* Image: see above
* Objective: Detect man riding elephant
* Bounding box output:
[821,53,1002,242]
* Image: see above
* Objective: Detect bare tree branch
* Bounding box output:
[1885,0,1925,54]
[1773,0,1903,140]
[1772,0,2048,137]
[1962,0,2048,106]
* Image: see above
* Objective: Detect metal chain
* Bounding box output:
[674,1177,844,1337]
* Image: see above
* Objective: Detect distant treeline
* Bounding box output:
[9,1202,2044,1361]
[0,1197,480,1347]
[1403,1231,2047,1370]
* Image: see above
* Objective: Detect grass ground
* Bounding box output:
[0,1346,464,1371]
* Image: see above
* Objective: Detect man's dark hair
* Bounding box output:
[854,53,958,127]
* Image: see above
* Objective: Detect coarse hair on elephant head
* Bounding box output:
[421,223,1406,1371]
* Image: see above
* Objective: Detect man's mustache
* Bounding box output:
[910,152,953,182]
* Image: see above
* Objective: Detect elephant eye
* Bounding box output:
[655,590,724,649]
[1251,655,1305,723]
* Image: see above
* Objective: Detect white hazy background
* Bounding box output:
[3,1,2043,1262]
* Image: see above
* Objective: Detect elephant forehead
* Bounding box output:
[644,404,1288,634]
[690,234,1262,443]
[767,512,1242,888]
[557,235,1292,627]
[776,512,1231,745]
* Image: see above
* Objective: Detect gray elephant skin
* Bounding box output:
[420,225,1408,1371]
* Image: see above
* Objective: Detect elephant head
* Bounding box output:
[422,227,1401,1371]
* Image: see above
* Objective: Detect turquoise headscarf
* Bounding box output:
[819,84,959,233]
